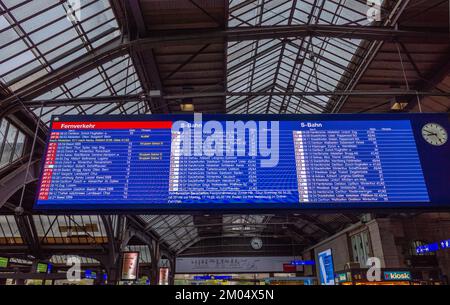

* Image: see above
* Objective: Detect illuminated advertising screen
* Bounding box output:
[416,242,439,254]
[85,270,97,279]
[0,257,8,268]
[121,252,139,281]
[34,113,450,212]
[318,249,335,285]
[158,267,169,285]
[36,263,49,273]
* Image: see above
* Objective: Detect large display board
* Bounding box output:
[34,113,450,212]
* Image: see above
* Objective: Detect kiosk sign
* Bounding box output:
[383,271,411,281]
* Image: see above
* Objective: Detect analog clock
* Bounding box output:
[421,123,448,146]
[250,237,263,250]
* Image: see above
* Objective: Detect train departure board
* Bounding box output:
[34,114,450,212]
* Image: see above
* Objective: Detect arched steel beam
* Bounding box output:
[100,215,120,269]
[2,23,449,111]
[0,159,40,209]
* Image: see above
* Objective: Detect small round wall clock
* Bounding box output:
[250,237,263,250]
[421,123,448,146]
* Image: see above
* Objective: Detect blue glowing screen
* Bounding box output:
[34,113,450,212]
[318,249,335,285]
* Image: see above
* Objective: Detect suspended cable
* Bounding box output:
[396,42,410,91]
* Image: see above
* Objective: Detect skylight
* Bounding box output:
[226,0,377,114]
[0,0,121,91]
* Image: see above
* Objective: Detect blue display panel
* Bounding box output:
[34,113,450,212]
[318,249,335,285]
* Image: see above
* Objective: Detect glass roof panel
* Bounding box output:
[222,214,269,235]
[138,215,199,251]
[0,0,120,91]
[32,215,108,244]
[0,215,21,243]
[30,54,144,125]
[50,255,100,265]
[226,0,382,114]
[0,118,26,169]
[126,245,152,263]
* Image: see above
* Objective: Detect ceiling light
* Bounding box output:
[149,90,161,97]
[180,103,195,112]
[390,95,408,111]
[391,101,408,111]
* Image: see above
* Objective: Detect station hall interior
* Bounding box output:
[0,0,450,286]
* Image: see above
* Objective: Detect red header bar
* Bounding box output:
[52,121,173,130]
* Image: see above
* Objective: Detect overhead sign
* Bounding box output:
[416,239,450,254]
[290,260,315,266]
[416,242,439,254]
[440,239,450,249]
[84,270,97,279]
[176,256,296,273]
[34,114,450,212]
[383,271,411,281]
[193,275,232,281]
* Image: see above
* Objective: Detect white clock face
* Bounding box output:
[421,123,448,146]
[250,237,263,250]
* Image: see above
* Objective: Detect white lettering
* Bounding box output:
[66,256,81,282]
[366,257,381,282]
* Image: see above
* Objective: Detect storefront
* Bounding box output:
[334,268,444,285]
